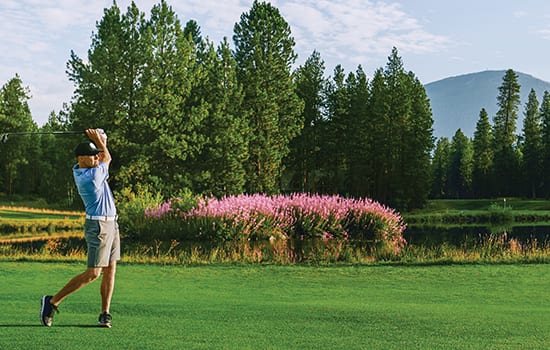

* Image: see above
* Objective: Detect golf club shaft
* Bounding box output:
[3,131,84,136]
[0,130,88,143]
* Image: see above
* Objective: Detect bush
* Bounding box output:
[118,187,203,241]
[142,193,407,256]
[116,186,164,238]
[488,202,514,224]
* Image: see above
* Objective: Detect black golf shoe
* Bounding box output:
[98,312,112,328]
[40,295,58,327]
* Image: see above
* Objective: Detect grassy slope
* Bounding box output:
[403,199,550,226]
[407,198,550,213]
[0,208,84,241]
[1,262,549,350]
[0,208,82,221]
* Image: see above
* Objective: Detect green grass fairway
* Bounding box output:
[0,209,82,221]
[1,262,550,349]
[410,198,550,212]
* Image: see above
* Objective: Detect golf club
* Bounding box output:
[1,130,89,143]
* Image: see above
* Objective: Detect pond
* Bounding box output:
[404,224,550,246]
[0,236,87,252]
[3,224,550,252]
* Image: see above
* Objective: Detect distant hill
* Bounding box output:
[424,70,550,139]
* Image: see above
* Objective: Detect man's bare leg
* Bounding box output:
[50,267,102,307]
[100,261,117,313]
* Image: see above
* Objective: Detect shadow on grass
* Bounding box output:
[0,324,102,328]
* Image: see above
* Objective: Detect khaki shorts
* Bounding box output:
[84,218,121,268]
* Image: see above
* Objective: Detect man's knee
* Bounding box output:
[84,268,102,281]
[102,263,117,278]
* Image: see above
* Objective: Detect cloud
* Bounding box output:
[513,11,528,18]
[0,0,450,125]
[276,0,450,74]
[165,0,250,44]
[537,27,550,40]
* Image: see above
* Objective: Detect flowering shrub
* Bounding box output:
[143,193,407,256]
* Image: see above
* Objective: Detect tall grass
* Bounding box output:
[3,231,550,265]
[399,232,550,264]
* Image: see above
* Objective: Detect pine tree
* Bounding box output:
[194,36,249,196]
[323,65,351,194]
[137,0,207,195]
[285,50,326,193]
[233,0,304,193]
[367,68,390,202]
[0,75,37,195]
[346,66,371,197]
[402,73,435,207]
[492,69,521,196]
[381,50,409,207]
[37,109,76,205]
[67,2,148,190]
[381,48,433,209]
[539,91,550,196]
[472,108,493,197]
[431,137,451,198]
[448,129,473,198]
[520,89,542,198]
[183,19,203,47]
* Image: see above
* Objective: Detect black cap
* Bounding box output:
[75,142,102,156]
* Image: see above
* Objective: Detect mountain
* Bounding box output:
[424,70,550,139]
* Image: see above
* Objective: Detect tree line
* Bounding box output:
[0,0,461,212]
[432,69,550,200]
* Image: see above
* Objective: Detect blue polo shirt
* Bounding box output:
[73,162,116,217]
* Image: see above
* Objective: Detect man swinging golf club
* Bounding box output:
[40,128,120,328]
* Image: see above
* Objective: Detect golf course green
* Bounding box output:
[1,262,549,349]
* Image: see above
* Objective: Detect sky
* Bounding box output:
[2,0,550,126]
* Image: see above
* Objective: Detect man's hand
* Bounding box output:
[85,128,111,165]
[86,129,106,146]
[96,128,108,143]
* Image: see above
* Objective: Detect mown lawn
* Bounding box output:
[410,199,550,212]
[0,262,549,349]
[0,208,82,221]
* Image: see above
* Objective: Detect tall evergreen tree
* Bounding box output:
[233,0,304,193]
[539,91,550,197]
[431,137,451,198]
[193,36,249,196]
[447,129,473,198]
[381,49,409,207]
[492,69,521,196]
[472,108,493,197]
[285,50,326,193]
[116,1,151,179]
[37,109,76,205]
[402,73,434,207]
[183,19,203,47]
[136,0,207,195]
[67,1,208,196]
[323,65,351,194]
[346,66,371,197]
[367,68,390,202]
[520,89,542,198]
[67,2,148,190]
[0,75,37,195]
[381,48,433,209]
